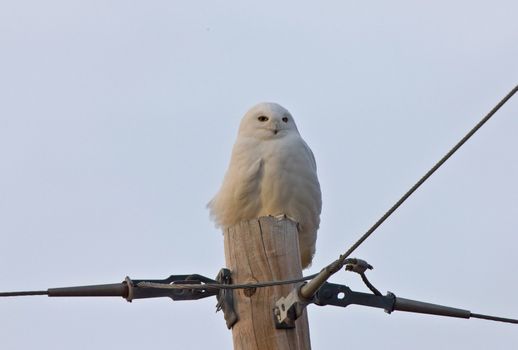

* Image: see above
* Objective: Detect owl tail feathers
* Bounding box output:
[206,197,223,230]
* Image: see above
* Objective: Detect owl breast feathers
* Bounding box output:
[208,102,322,269]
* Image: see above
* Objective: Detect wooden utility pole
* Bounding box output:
[224,215,311,350]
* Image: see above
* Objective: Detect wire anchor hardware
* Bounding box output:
[0,269,238,328]
[273,258,518,328]
[1,265,517,327]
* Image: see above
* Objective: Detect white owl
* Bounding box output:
[208,102,322,268]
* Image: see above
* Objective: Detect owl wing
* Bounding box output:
[301,140,317,171]
[208,142,264,227]
[234,157,264,201]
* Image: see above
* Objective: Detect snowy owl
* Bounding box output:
[208,102,322,269]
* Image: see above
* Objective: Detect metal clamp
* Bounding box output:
[273,283,313,329]
[215,268,238,329]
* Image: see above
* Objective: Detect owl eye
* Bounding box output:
[258,116,269,122]
[282,117,289,123]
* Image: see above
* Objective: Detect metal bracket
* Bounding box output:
[275,280,473,325]
[45,270,241,328]
[45,273,219,301]
[273,282,391,329]
[273,283,313,329]
[313,282,473,319]
[215,268,239,329]
[298,281,472,320]
[125,274,219,301]
[313,282,394,312]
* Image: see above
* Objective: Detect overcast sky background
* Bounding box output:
[1,1,517,349]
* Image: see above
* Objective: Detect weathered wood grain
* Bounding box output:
[224,216,311,350]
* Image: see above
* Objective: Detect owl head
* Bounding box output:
[238,102,300,140]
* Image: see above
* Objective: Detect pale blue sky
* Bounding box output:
[1,1,517,349]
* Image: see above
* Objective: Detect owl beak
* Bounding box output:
[272,122,280,135]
